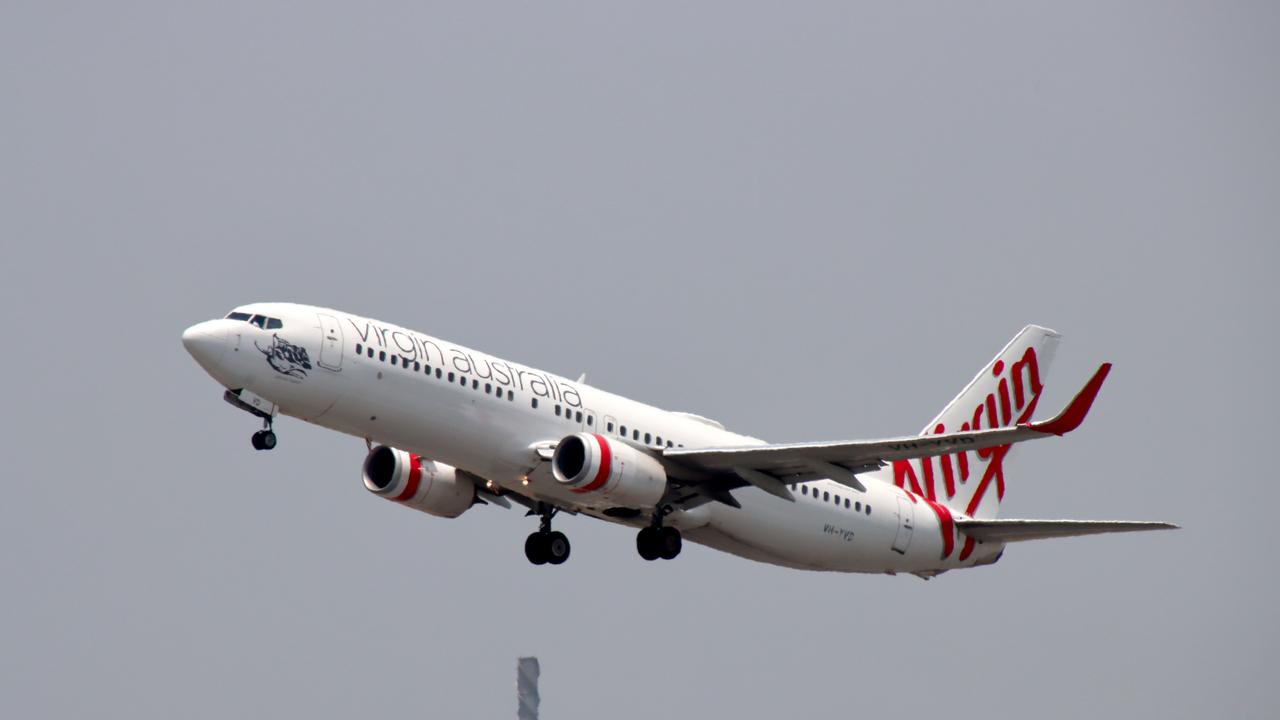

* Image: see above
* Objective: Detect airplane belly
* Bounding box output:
[703,482,959,573]
[707,491,844,570]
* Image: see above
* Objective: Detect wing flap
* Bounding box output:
[955,518,1179,543]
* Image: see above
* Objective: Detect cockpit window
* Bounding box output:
[225,311,284,329]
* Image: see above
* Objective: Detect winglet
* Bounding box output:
[1023,363,1112,436]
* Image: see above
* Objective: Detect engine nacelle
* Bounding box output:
[362,445,474,518]
[552,433,668,508]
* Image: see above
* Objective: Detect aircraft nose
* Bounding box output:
[182,320,229,369]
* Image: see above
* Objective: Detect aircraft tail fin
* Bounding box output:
[872,325,1063,520]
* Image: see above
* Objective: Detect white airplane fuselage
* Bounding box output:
[183,302,1004,576]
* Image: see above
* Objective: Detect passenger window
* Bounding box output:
[436,368,442,379]
[655,436,662,446]
[587,416,593,426]
[485,383,492,394]
[414,362,421,372]
[266,318,283,329]
[472,379,478,389]
[644,432,652,444]
[459,375,467,386]
[356,344,363,355]
[555,405,561,417]
[855,501,861,512]
[844,498,851,509]
[633,429,639,441]
[391,356,398,366]
[823,491,830,502]
[620,425,627,436]
[508,390,514,401]
[379,351,387,362]
[532,398,539,409]
[802,486,809,496]
[448,372,455,382]
[367,347,374,358]
[865,505,871,515]
[575,411,583,422]
[607,422,614,432]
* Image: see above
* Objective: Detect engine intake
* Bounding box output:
[552,433,667,508]
[362,445,474,518]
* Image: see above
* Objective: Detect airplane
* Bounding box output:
[182,303,1176,577]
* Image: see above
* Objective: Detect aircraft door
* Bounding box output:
[316,313,344,371]
[892,496,915,555]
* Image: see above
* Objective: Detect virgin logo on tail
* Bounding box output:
[893,346,1045,560]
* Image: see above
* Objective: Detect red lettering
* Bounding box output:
[892,460,924,496]
[901,347,1050,563]
[998,377,1012,425]
[1010,347,1041,411]
[921,456,937,501]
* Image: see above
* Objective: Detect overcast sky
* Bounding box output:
[2,2,1276,718]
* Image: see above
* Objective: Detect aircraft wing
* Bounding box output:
[662,363,1112,502]
[954,518,1179,542]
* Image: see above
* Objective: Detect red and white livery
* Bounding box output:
[183,304,1175,575]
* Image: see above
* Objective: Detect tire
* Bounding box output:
[636,527,660,561]
[657,527,682,560]
[546,531,571,565]
[250,431,264,450]
[260,431,277,450]
[524,533,549,565]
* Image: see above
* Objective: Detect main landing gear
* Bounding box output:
[250,418,277,451]
[636,506,682,561]
[525,503,571,566]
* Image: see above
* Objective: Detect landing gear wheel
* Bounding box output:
[525,533,549,565]
[545,531,571,565]
[636,527,661,561]
[251,430,277,451]
[525,504,569,566]
[657,527,682,560]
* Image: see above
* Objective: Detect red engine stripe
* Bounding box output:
[574,434,612,493]
[393,454,423,502]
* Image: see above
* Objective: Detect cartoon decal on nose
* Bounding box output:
[256,334,312,379]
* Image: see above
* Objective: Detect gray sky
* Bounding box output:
[2,2,1276,718]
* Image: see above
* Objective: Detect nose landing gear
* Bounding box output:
[250,418,277,451]
[225,390,279,451]
[525,503,571,566]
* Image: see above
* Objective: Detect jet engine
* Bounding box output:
[552,432,667,508]
[362,445,474,518]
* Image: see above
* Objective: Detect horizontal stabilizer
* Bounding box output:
[955,518,1178,543]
